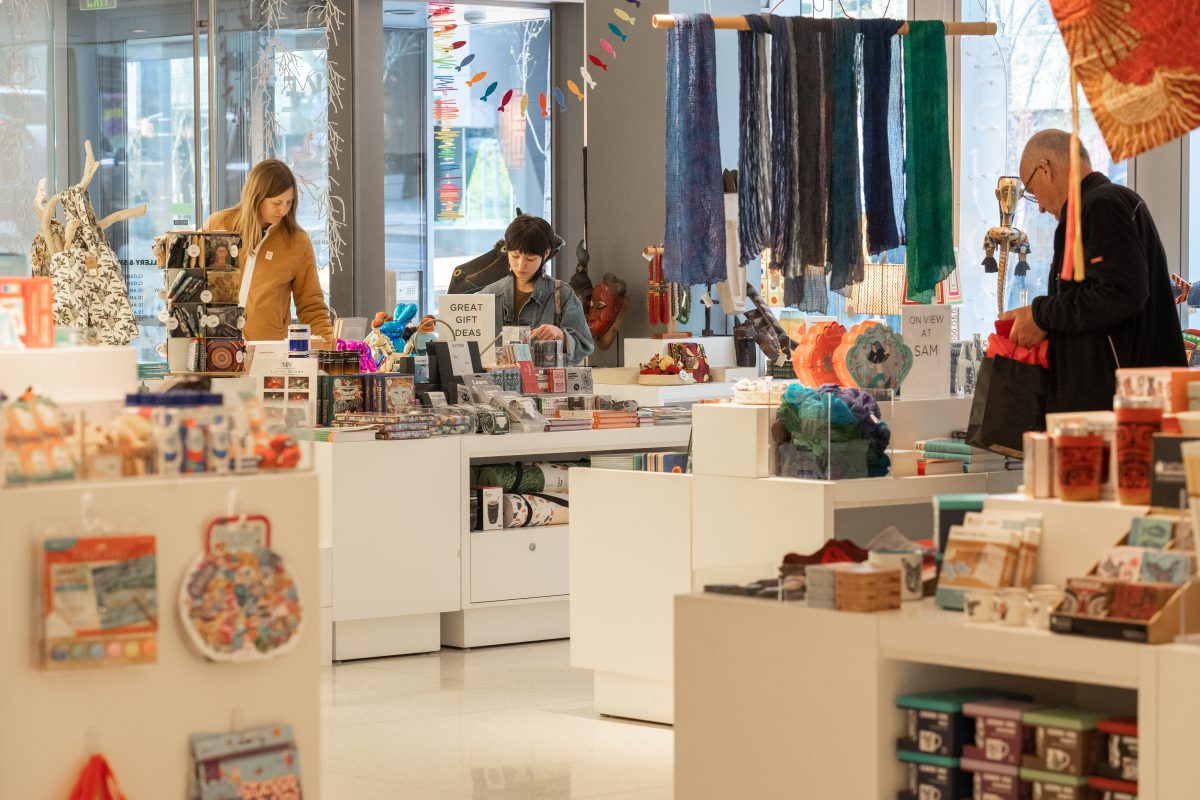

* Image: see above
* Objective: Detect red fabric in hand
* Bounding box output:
[987,320,1049,368]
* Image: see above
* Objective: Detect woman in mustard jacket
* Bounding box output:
[206,160,333,341]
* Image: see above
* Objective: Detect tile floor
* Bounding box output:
[320,640,674,799]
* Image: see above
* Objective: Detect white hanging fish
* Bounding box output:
[580,65,597,90]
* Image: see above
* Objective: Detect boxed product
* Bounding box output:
[833,565,900,612]
[474,486,503,531]
[935,524,1021,610]
[317,375,365,427]
[962,699,1043,765]
[1093,717,1138,783]
[896,750,972,800]
[1115,366,1200,414]
[1149,433,1200,509]
[0,276,53,347]
[541,367,568,395]
[364,373,415,413]
[1020,707,1106,776]
[566,366,594,394]
[1088,775,1137,799]
[960,756,1029,800]
[1019,768,1094,800]
[190,724,301,799]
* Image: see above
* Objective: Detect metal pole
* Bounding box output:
[208,0,219,218]
[192,0,204,225]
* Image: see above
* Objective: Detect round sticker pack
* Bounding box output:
[179,515,303,662]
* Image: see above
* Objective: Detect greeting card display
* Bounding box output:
[39,534,158,669]
[834,321,913,391]
[179,515,303,662]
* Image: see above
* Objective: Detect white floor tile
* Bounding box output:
[321,640,674,800]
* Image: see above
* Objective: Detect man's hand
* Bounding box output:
[999,305,1047,348]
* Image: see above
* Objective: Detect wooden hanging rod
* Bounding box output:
[643,245,664,256]
[650,16,998,35]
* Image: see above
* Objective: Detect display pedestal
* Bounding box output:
[316,426,692,660]
[0,472,320,799]
[675,592,1200,800]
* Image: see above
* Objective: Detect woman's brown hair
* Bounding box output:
[233,159,299,255]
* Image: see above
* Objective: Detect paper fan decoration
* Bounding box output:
[834,321,912,391]
[179,515,303,662]
[792,321,846,388]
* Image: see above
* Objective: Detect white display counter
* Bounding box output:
[0,472,321,799]
[674,592,1199,799]
[570,397,1020,724]
[315,425,691,661]
[593,380,738,406]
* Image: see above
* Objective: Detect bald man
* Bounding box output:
[1001,130,1185,414]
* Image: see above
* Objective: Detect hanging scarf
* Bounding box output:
[768,14,798,280]
[860,19,905,255]
[791,18,831,309]
[902,20,956,303]
[737,14,772,267]
[664,14,726,287]
[828,18,863,295]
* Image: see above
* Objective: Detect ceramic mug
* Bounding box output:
[869,550,923,601]
[963,589,997,623]
[996,588,1029,626]
[1027,587,1065,630]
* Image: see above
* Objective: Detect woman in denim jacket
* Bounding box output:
[482,215,595,365]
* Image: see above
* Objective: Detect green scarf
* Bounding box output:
[903,21,956,303]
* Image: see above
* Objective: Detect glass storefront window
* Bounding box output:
[384,2,551,310]
[959,0,1127,339]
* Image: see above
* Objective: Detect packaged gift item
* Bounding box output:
[204,338,246,373]
[960,757,1027,800]
[179,514,303,662]
[1019,768,1093,800]
[1020,707,1107,776]
[935,525,1021,610]
[166,269,207,303]
[532,339,564,369]
[1054,423,1105,501]
[1114,396,1163,505]
[962,699,1043,766]
[474,486,503,531]
[38,534,158,669]
[896,751,972,800]
[1088,775,1138,799]
[190,724,302,800]
[0,276,53,347]
[503,492,570,528]
[1094,717,1138,783]
[0,390,78,486]
[1060,576,1118,617]
[201,304,245,339]
[203,269,241,304]
[202,231,241,270]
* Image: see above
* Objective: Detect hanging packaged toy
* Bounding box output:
[190,724,302,800]
[1,389,78,486]
[179,514,303,662]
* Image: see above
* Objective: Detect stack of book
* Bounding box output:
[313,426,376,443]
[546,410,594,432]
[332,411,433,440]
[834,565,902,612]
[588,451,690,473]
[593,410,640,430]
[636,406,692,427]
[915,438,1019,474]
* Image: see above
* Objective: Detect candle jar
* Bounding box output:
[1114,395,1164,505]
[1054,423,1104,502]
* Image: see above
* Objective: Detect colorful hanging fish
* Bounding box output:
[456,54,475,71]
[481,81,499,101]
[466,71,488,87]
[555,87,567,111]
[625,0,641,7]
[600,39,617,60]
[614,8,635,25]
[539,93,549,117]
[519,94,529,117]
[498,89,514,112]
[451,40,467,49]
[608,22,628,42]
[567,81,584,103]
[588,54,608,72]
[579,66,597,90]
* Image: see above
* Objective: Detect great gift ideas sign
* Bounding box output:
[901,304,951,398]
[438,294,496,366]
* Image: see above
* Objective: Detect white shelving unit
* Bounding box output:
[316,426,692,661]
[570,398,1022,724]
[0,472,321,799]
[593,380,738,406]
[674,592,1200,800]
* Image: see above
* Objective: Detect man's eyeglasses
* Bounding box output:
[1020,161,1046,204]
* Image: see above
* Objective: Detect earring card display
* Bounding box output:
[161,230,245,375]
[38,534,158,670]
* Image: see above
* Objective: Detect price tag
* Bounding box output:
[230,244,239,258]
[200,290,213,303]
[157,309,170,323]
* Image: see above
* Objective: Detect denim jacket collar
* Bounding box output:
[496,274,555,323]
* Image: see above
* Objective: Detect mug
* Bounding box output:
[996,588,1029,626]
[963,589,996,623]
[1027,587,1065,630]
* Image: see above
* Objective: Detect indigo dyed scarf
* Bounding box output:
[664,14,726,287]
[827,18,863,295]
[903,20,956,303]
[860,19,905,255]
[768,14,797,278]
[790,18,830,310]
[737,14,772,267]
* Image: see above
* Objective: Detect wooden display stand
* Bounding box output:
[643,245,690,340]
